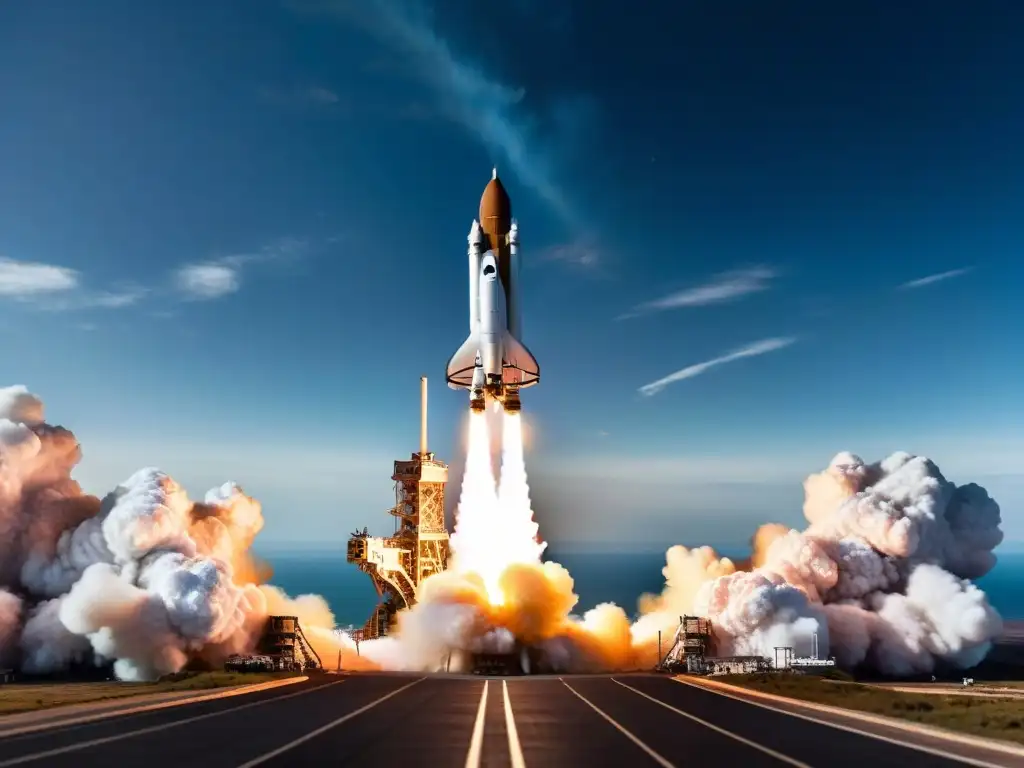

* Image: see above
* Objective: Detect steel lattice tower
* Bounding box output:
[347,377,450,638]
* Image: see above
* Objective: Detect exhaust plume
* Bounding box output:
[375,421,1006,677]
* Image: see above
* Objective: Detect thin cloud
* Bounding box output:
[0,257,147,311]
[85,286,148,308]
[296,0,580,227]
[0,257,78,297]
[46,284,148,311]
[898,267,972,290]
[175,262,240,301]
[638,337,796,397]
[536,241,600,270]
[619,267,776,320]
[173,238,307,302]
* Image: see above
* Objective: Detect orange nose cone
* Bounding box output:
[479,169,512,247]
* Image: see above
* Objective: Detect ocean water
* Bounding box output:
[262,549,1024,628]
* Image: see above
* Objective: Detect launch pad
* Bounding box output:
[346,377,450,639]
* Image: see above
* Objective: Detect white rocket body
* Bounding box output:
[446,218,539,412]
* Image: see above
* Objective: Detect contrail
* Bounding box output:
[898,267,972,289]
[638,337,796,397]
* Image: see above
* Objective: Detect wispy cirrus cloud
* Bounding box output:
[618,266,776,320]
[0,256,148,311]
[535,240,601,271]
[173,238,306,302]
[174,263,240,301]
[898,267,972,290]
[0,257,78,297]
[638,337,796,397]
[2,237,306,311]
[47,284,149,311]
[292,0,582,228]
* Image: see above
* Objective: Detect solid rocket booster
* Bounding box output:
[446,169,540,413]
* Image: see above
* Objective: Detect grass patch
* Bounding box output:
[973,681,1024,690]
[718,673,1024,746]
[0,671,299,716]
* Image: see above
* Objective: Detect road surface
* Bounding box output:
[0,673,1020,768]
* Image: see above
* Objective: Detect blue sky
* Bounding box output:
[1,0,1022,552]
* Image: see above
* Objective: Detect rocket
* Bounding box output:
[446,169,540,413]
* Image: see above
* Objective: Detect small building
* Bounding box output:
[0,669,13,684]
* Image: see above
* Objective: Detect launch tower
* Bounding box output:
[346,377,450,639]
[659,615,714,673]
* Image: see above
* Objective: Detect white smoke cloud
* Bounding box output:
[0,384,365,680]
[0,383,1007,681]
[0,589,22,666]
[375,429,1006,678]
[673,451,1005,674]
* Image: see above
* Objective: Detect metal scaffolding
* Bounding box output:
[257,615,323,671]
[346,377,450,639]
[659,615,715,673]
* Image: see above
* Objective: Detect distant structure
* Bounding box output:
[228,615,322,672]
[347,377,450,639]
[258,615,322,670]
[659,615,715,673]
[658,615,772,675]
[776,634,837,673]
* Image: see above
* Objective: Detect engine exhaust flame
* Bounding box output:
[375,419,1006,677]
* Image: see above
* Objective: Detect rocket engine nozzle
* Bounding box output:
[503,389,521,414]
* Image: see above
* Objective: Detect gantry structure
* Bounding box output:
[346,377,450,638]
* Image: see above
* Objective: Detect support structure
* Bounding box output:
[257,615,322,671]
[658,615,714,673]
[346,377,450,639]
[659,616,773,675]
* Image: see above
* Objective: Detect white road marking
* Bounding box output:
[0,680,348,767]
[672,676,1019,768]
[502,681,526,768]
[234,677,426,768]
[464,680,489,768]
[614,679,810,768]
[560,679,675,768]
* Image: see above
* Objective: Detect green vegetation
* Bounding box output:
[718,673,1024,746]
[0,671,299,716]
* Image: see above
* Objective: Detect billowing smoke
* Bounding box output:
[0,385,368,680]
[0,384,1006,680]
[371,415,1006,677]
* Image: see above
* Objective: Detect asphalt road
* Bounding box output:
[0,673,1021,768]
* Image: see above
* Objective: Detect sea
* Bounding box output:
[259,548,1024,629]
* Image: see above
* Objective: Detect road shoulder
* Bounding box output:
[0,676,309,738]
[674,675,1024,767]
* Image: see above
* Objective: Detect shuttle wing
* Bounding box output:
[501,331,540,388]
[446,333,479,388]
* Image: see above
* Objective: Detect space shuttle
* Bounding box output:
[446,169,540,413]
